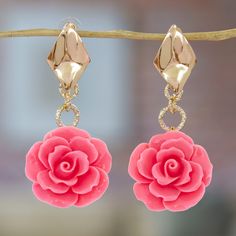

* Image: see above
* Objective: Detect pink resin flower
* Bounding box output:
[25,126,112,208]
[128,131,213,212]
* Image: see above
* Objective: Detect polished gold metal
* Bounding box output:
[158,85,186,131]
[47,22,90,90]
[154,25,196,92]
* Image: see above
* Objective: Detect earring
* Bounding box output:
[25,23,112,208]
[128,25,213,212]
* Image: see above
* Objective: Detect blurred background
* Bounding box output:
[0,0,235,235]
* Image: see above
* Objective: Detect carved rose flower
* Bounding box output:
[128,131,213,211]
[25,126,112,208]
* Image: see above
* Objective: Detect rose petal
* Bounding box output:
[25,142,45,182]
[163,184,205,212]
[90,138,112,173]
[161,138,194,160]
[161,131,194,144]
[156,147,185,163]
[149,181,180,201]
[174,159,192,186]
[177,162,203,192]
[77,153,90,176]
[149,131,193,151]
[37,170,69,194]
[191,145,213,186]
[44,126,90,142]
[128,143,151,183]
[137,148,157,179]
[48,146,71,170]
[32,183,78,208]
[133,183,165,211]
[75,168,109,207]
[72,167,100,194]
[152,163,178,185]
[49,171,78,186]
[38,137,69,168]
[149,134,166,151]
[70,137,98,163]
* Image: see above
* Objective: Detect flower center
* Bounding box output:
[54,158,77,180]
[164,159,181,177]
[168,161,177,169]
[60,161,72,172]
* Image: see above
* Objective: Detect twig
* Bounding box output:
[0,28,236,41]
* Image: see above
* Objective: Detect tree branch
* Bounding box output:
[0,28,236,41]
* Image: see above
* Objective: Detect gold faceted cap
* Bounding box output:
[47,23,91,89]
[153,25,196,92]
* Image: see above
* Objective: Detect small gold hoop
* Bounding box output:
[164,84,183,101]
[59,84,79,103]
[56,103,80,127]
[158,104,186,131]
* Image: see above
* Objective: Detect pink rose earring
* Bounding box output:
[25,23,112,208]
[128,25,213,212]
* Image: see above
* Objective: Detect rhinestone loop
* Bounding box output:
[159,104,186,131]
[56,103,80,127]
